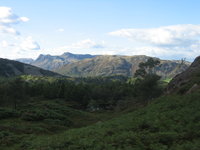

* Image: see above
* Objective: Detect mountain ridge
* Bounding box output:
[16,52,191,78]
[56,55,190,78]
[34,52,96,71]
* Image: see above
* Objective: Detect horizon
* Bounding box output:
[1,0,200,61]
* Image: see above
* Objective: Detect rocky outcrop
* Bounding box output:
[166,56,200,94]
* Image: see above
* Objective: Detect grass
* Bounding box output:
[0,98,106,149]
[4,92,199,150]
[162,78,172,83]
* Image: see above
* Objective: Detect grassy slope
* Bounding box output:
[15,92,200,150]
[0,99,104,150]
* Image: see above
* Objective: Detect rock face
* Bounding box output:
[0,58,63,77]
[57,55,190,78]
[166,56,200,94]
[30,52,96,71]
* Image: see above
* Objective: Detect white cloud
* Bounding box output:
[69,39,105,49]
[20,17,29,22]
[0,25,19,35]
[0,7,41,59]
[57,28,65,32]
[109,24,200,47]
[0,7,29,24]
[19,36,40,50]
[37,39,106,56]
[109,24,200,60]
[0,36,41,59]
[0,6,29,35]
[1,40,9,47]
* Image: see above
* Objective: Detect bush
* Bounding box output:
[20,105,73,127]
[0,131,19,146]
[0,108,19,119]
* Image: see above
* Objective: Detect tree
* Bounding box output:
[9,77,26,109]
[134,58,162,101]
[135,58,160,78]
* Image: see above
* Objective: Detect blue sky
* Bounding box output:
[0,0,200,61]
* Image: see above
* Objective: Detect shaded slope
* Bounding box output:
[166,56,200,94]
[0,58,63,77]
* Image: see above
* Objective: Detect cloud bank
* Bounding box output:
[109,24,200,60]
[109,24,200,46]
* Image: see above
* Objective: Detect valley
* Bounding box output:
[0,55,199,150]
[1,1,200,149]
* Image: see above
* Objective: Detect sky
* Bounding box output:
[0,0,200,61]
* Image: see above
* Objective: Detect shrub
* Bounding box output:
[0,108,19,119]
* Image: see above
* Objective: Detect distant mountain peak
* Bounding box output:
[29,52,96,71]
[62,52,73,55]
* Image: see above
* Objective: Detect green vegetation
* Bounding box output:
[0,57,199,149]
[2,92,200,150]
[0,99,101,149]
[0,73,162,110]
[163,78,172,83]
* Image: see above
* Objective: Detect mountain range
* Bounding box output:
[16,52,191,78]
[56,55,190,78]
[17,52,96,71]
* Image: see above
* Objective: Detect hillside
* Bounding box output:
[166,55,200,94]
[57,55,190,78]
[8,92,200,150]
[0,58,63,77]
[26,52,96,71]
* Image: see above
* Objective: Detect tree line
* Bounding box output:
[0,58,163,110]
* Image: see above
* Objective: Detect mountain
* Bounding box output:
[30,52,96,71]
[0,58,63,77]
[166,55,200,94]
[57,55,190,78]
[15,58,34,64]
